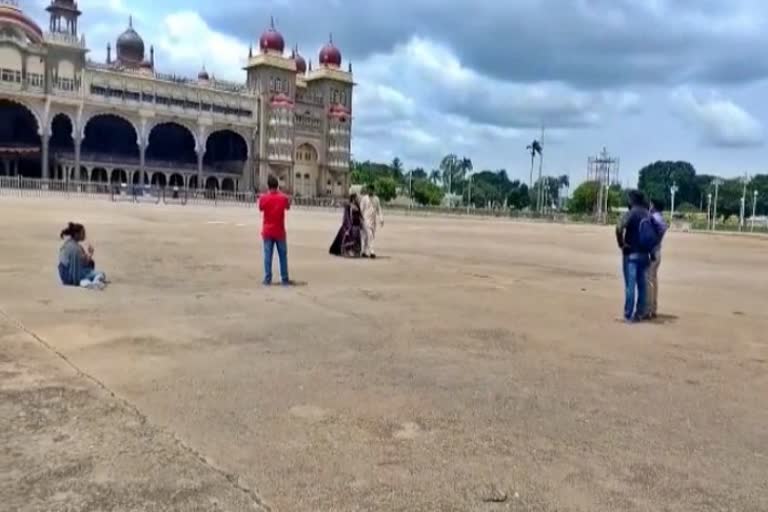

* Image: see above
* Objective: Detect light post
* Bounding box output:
[707,192,712,230]
[752,190,759,232]
[670,183,678,219]
[739,175,749,230]
[408,171,413,209]
[712,178,723,231]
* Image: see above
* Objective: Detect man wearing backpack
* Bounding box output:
[615,190,654,322]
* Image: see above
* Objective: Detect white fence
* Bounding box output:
[0,177,344,211]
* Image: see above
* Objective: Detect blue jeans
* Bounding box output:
[263,238,289,284]
[622,254,649,320]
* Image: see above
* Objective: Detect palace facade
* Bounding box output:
[0,0,353,195]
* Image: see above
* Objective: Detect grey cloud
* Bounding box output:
[202,0,768,89]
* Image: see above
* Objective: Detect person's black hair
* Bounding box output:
[60,222,85,240]
[650,197,665,212]
[367,183,376,194]
[267,175,279,190]
[627,189,646,208]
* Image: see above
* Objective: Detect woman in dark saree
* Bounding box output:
[329,194,363,257]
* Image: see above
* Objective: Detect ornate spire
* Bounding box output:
[150,44,154,66]
[248,43,253,58]
[106,42,111,64]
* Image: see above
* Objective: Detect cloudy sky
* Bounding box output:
[26,0,768,185]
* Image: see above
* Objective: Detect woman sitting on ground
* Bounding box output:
[329,193,363,257]
[58,222,107,289]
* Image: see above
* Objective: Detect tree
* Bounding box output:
[373,176,398,202]
[412,180,444,206]
[391,157,404,182]
[568,181,622,214]
[429,169,441,185]
[409,167,427,180]
[638,161,698,209]
[507,181,530,210]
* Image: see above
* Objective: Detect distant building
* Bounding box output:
[0,0,353,195]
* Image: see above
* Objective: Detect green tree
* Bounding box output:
[373,176,398,202]
[507,181,530,210]
[638,161,698,208]
[391,157,404,182]
[412,180,444,206]
[409,167,427,180]
[429,169,441,185]
[568,181,622,214]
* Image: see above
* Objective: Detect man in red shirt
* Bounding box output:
[258,175,291,285]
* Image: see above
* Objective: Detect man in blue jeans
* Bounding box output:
[258,175,291,285]
[616,190,651,322]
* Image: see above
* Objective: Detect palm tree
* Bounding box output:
[440,154,459,194]
[429,169,441,185]
[390,157,404,181]
[526,140,542,190]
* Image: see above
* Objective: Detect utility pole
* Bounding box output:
[408,170,413,209]
[670,183,678,219]
[707,192,712,230]
[712,178,723,231]
[536,126,545,214]
[752,190,759,232]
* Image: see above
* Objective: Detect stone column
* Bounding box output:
[139,145,146,185]
[196,147,204,190]
[74,137,81,182]
[41,131,50,179]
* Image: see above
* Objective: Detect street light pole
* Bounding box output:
[739,175,749,230]
[752,190,759,232]
[707,193,712,230]
[670,183,678,219]
[713,178,723,231]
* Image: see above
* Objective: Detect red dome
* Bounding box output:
[293,49,307,74]
[0,1,43,44]
[259,18,284,54]
[319,37,342,68]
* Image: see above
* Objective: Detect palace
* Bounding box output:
[0,0,353,195]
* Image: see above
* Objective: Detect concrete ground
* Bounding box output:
[0,196,766,511]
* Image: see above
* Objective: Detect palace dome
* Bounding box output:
[198,66,210,80]
[116,16,144,63]
[259,18,284,54]
[0,0,44,44]
[293,48,306,74]
[319,37,341,68]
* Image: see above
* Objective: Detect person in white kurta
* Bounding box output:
[359,187,384,258]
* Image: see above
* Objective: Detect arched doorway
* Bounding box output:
[295,143,318,197]
[50,113,74,180]
[146,122,197,165]
[111,168,128,184]
[221,177,235,191]
[91,168,108,183]
[132,171,149,185]
[205,176,219,190]
[151,173,167,188]
[204,130,247,175]
[188,175,198,190]
[169,173,184,188]
[83,114,139,158]
[0,99,41,178]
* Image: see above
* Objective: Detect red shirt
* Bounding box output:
[258,190,290,240]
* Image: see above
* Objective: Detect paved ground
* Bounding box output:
[0,197,766,511]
